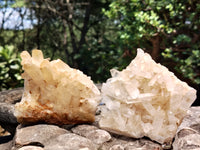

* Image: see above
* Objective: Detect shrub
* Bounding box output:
[0,45,23,90]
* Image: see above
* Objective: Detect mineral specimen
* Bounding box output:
[14,50,100,125]
[99,49,196,144]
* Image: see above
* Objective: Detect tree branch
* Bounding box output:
[78,0,92,50]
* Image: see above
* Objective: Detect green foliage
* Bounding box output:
[173,34,191,45]
[11,0,26,8]
[66,17,132,82]
[0,45,23,90]
[162,48,200,84]
[103,0,169,47]
[104,0,200,85]
[0,0,199,93]
[77,35,130,82]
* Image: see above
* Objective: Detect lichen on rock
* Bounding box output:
[99,48,196,144]
[14,50,101,125]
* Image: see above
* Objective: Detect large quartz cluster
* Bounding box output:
[99,49,196,144]
[15,50,100,125]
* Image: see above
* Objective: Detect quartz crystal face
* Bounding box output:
[99,49,196,144]
[14,50,101,125]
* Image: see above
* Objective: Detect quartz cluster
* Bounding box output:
[99,49,196,144]
[14,50,100,125]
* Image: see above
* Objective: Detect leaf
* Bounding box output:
[11,0,26,8]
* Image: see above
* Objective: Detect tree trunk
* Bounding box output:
[36,0,42,49]
[150,34,161,62]
[78,0,92,50]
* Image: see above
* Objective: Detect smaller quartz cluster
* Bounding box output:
[99,49,196,144]
[15,50,100,125]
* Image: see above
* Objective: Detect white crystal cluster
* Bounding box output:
[15,50,100,125]
[99,49,196,144]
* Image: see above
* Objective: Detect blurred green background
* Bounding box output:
[0,0,199,104]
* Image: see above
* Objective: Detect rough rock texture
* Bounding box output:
[11,123,162,150]
[0,140,13,150]
[0,88,23,104]
[0,88,23,124]
[99,136,162,150]
[0,103,17,124]
[14,50,101,125]
[18,146,44,150]
[14,124,96,150]
[44,133,97,150]
[15,124,68,146]
[99,49,196,144]
[72,124,112,145]
[173,107,200,150]
[0,88,23,136]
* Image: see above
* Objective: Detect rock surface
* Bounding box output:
[11,123,162,150]
[14,124,97,150]
[0,140,13,150]
[0,88,23,136]
[44,133,97,150]
[15,50,101,125]
[15,124,69,147]
[99,49,196,144]
[18,146,44,150]
[72,124,112,145]
[0,103,17,124]
[0,88,23,124]
[173,107,200,150]
[0,88,23,104]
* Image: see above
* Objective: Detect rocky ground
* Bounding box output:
[0,88,200,150]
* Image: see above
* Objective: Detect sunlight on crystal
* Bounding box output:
[15,50,101,125]
[99,49,196,144]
